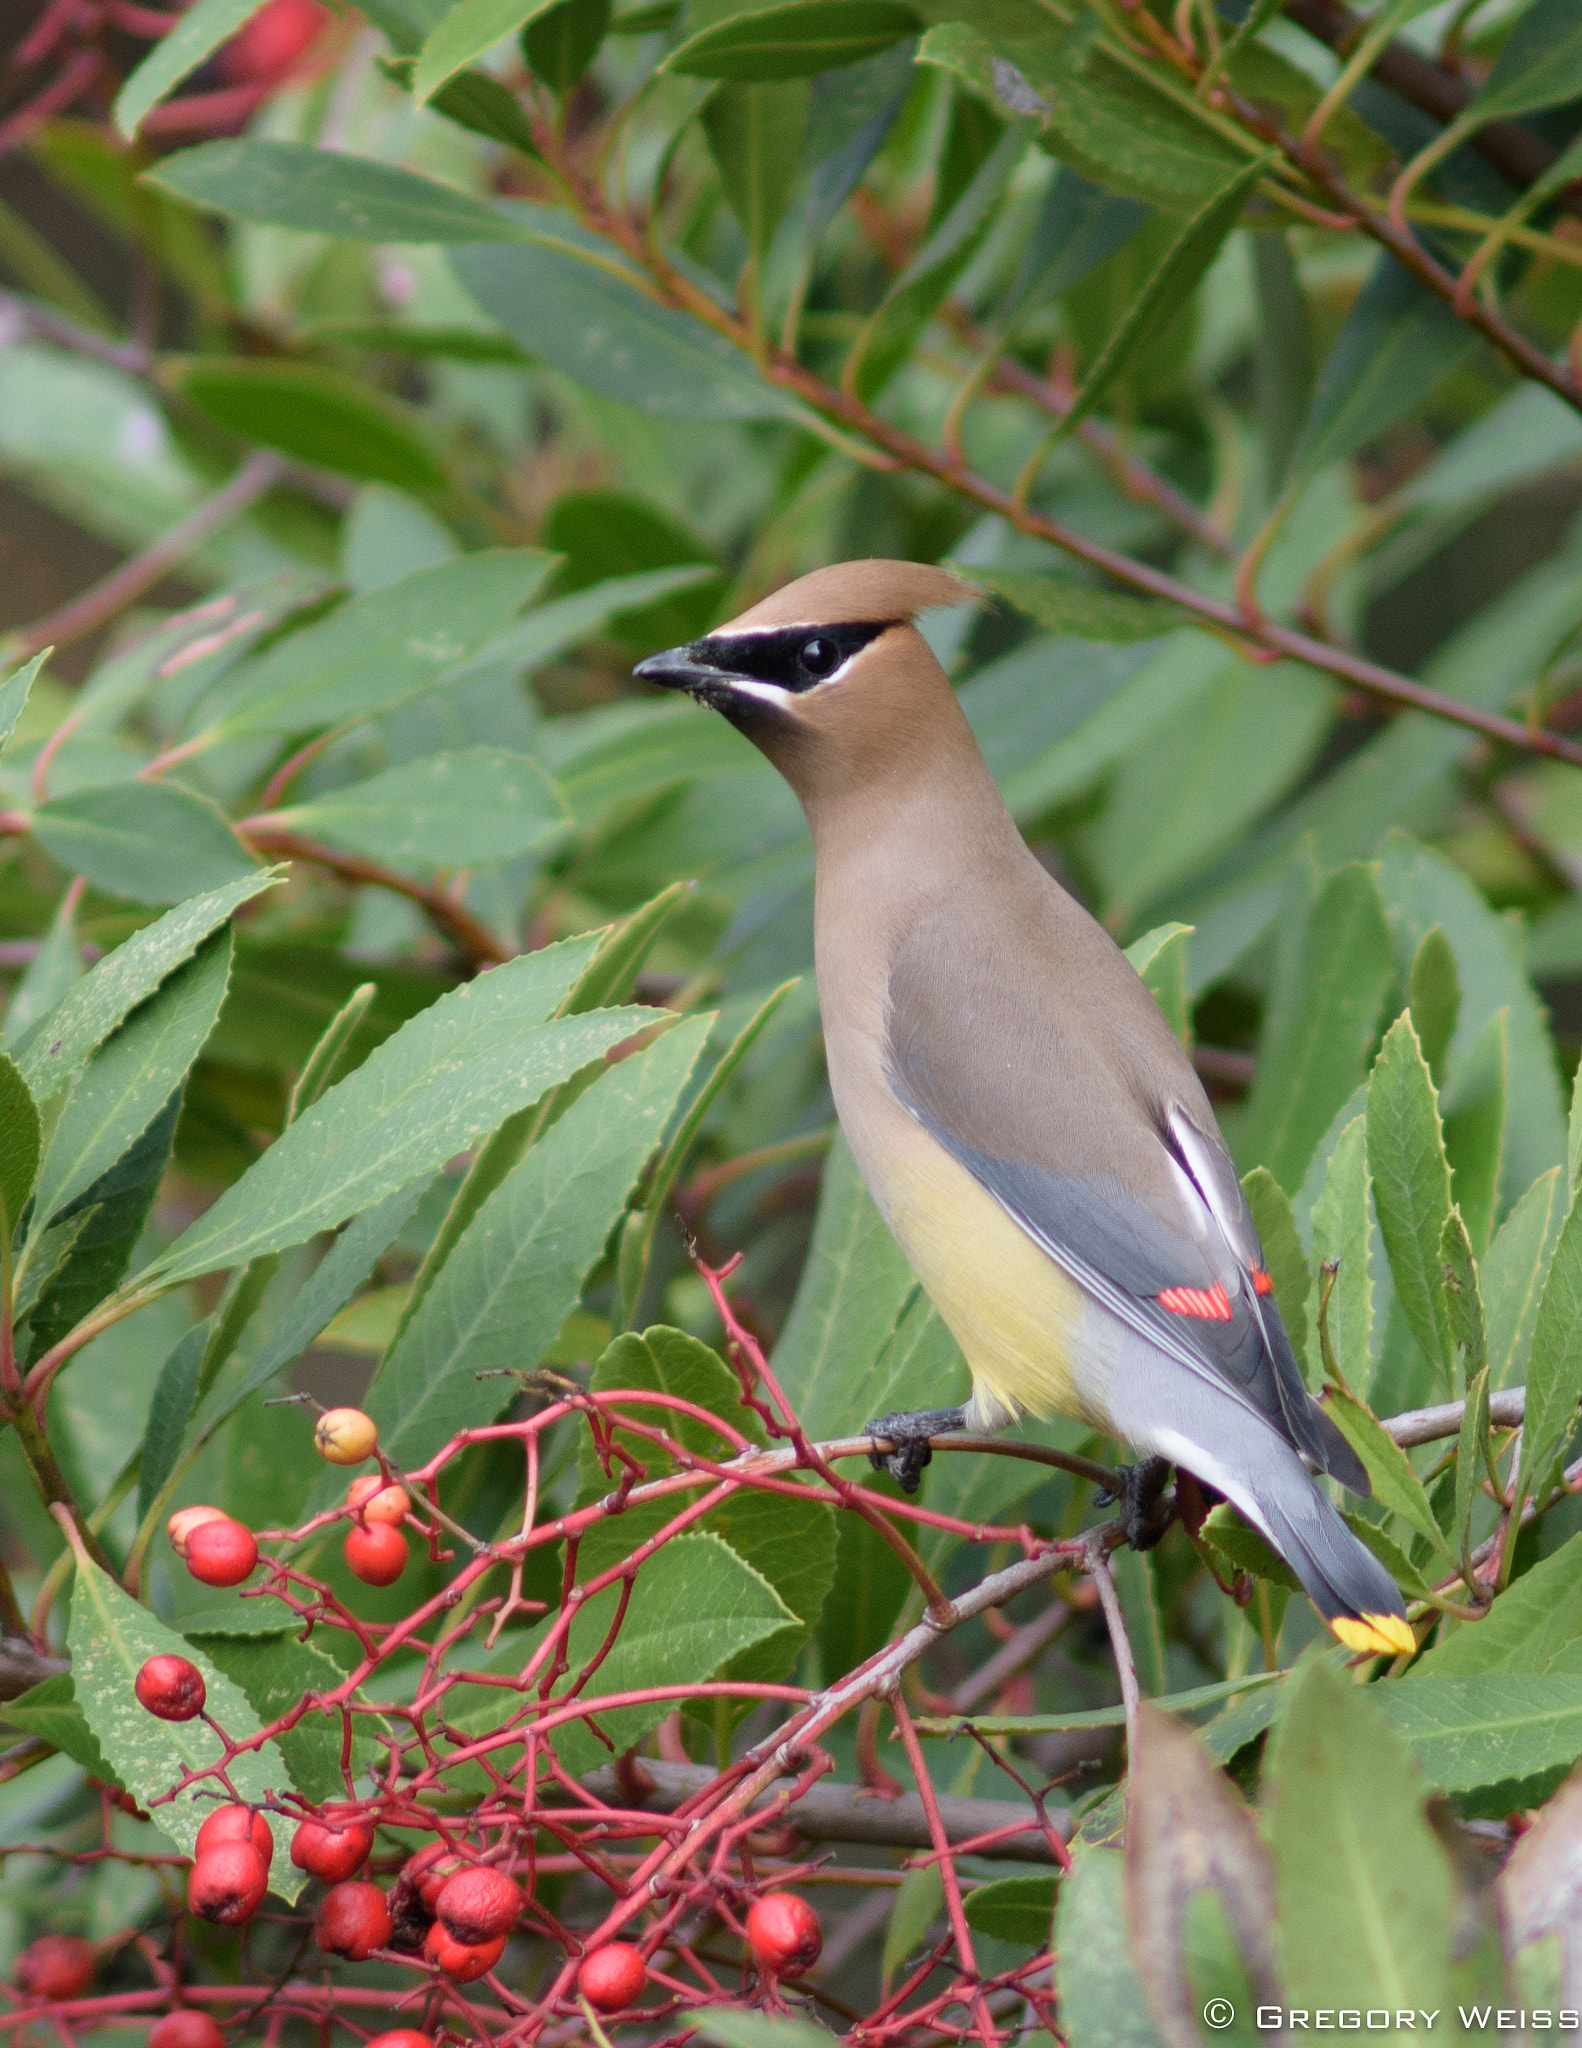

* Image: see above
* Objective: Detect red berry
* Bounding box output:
[314,1881,391,1960]
[135,1655,206,1722]
[746,1892,822,1978]
[14,1935,95,1999]
[435,1865,521,1944]
[217,0,329,84]
[188,1843,269,1925]
[344,1522,407,1586]
[365,2037,433,2048]
[291,1811,374,1881]
[167,1505,227,1559]
[578,1943,646,2012]
[195,1806,273,1868]
[148,2013,226,2048]
[422,1921,505,1982]
[403,1842,465,1910]
[184,1519,258,1587]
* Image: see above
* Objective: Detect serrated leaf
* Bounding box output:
[1200,1501,1301,1593]
[1367,1013,1456,1393]
[667,1,919,79]
[31,931,230,1234]
[32,782,260,908]
[66,1552,295,1868]
[135,937,639,1288]
[270,747,568,870]
[1414,1532,1582,1678]
[1440,1208,1486,1385]
[196,1633,381,1802]
[1516,1185,1582,1514]
[1323,1384,1456,1566]
[144,139,525,241]
[115,0,268,136]
[1378,1674,1582,1800]
[358,1016,712,1469]
[958,563,1186,645]
[14,874,279,1100]
[1307,1113,1373,1393]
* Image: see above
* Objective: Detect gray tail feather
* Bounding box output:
[1252,1476,1405,1625]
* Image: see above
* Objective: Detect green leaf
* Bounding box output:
[1376,1674,1582,1801]
[21,1092,183,1367]
[144,139,525,241]
[1415,1532,1582,1678]
[32,781,260,908]
[1266,1660,1453,2005]
[1322,1383,1456,1567]
[5,886,84,1053]
[0,1673,113,1780]
[136,1321,209,1525]
[1240,859,1393,1196]
[1482,1166,1562,1391]
[697,2008,837,2048]
[1055,1846,1167,2048]
[1516,1184,1582,1512]
[1124,921,1192,1049]
[360,1016,712,1468]
[1199,1502,1301,1592]
[31,932,230,1235]
[957,563,1186,645]
[667,1,919,78]
[14,876,278,1101]
[1306,1113,1373,1393]
[136,936,639,1288]
[450,566,717,690]
[0,650,46,759]
[817,1507,911,1682]
[1241,1167,1309,1363]
[171,359,444,492]
[1288,255,1478,493]
[451,210,823,426]
[1367,1013,1456,1393]
[916,1672,1287,1739]
[270,748,568,870]
[210,549,553,740]
[1461,0,1582,126]
[1050,152,1270,442]
[0,1052,40,1239]
[66,1552,295,1864]
[413,0,556,103]
[1440,1208,1486,1387]
[114,0,267,136]
[196,1633,380,1803]
[1441,1010,1507,1258]
[523,0,611,90]
[704,82,811,263]
[1452,1360,1489,1565]
[1112,1546,1167,1694]
[963,1873,1057,1949]
[1406,924,1459,1089]
[771,1132,917,1440]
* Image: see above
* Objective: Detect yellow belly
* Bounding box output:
[875,1113,1099,1432]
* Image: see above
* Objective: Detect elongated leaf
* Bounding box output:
[66,1553,295,1864]
[361,1015,711,1467]
[5,886,84,1053]
[197,1633,381,1802]
[1000,164,1149,323]
[451,212,821,426]
[1324,1384,1455,1565]
[1483,1165,1561,1390]
[818,1507,911,1682]
[957,563,1185,645]
[413,0,556,102]
[1055,1847,1166,2048]
[1289,255,1478,492]
[144,139,525,241]
[115,0,268,136]
[1124,921,1192,1048]
[1518,1186,1582,1510]
[1377,1674,1582,1801]
[1461,0,1582,127]
[1240,860,1393,1196]
[271,748,568,870]
[1407,924,1459,1088]
[667,1,919,78]
[1452,1360,1488,1564]
[0,1052,40,1238]
[914,1672,1288,1738]
[963,1874,1056,1949]
[1415,1532,1582,1678]
[32,781,260,908]
[0,651,46,759]
[1200,1501,1300,1591]
[1441,1207,1486,1386]
[1441,1009,1506,1256]
[14,874,279,1099]
[172,359,443,492]
[209,550,552,741]
[1367,1013,1455,1392]
[0,1673,112,1779]
[704,83,810,263]
[32,932,230,1233]
[1055,152,1269,441]
[136,1321,210,1525]
[137,937,639,1288]
[1242,1167,1309,1364]
[523,0,611,90]
[1266,1658,1453,2006]
[448,566,716,688]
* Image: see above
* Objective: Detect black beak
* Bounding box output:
[633,644,721,695]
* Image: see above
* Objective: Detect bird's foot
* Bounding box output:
[864,1407,968,1494]
[1094,1456,1175,1551]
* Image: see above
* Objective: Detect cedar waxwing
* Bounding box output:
[634,560,1413,1660]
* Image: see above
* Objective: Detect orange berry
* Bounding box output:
[314,1408,378,1464]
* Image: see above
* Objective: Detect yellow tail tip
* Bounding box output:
[1331,1612,1417,1657]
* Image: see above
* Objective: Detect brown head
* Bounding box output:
[633,560,983,820]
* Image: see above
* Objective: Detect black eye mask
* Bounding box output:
[687,621,895,693]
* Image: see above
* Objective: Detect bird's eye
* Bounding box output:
[798,636,841,679]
